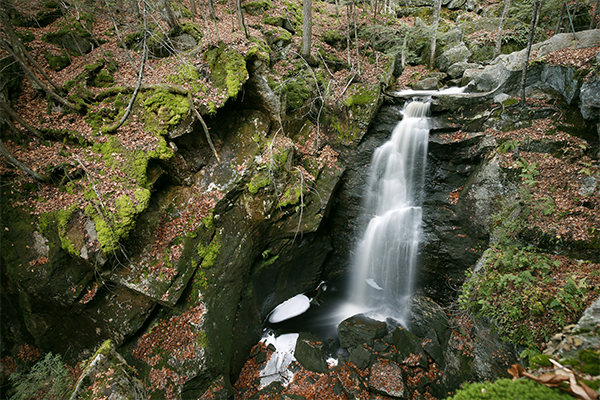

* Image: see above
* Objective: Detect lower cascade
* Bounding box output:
[345,99,431,324]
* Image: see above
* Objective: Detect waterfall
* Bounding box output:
[348,100,431,324]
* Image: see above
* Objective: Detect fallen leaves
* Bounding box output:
[508,361,599,400]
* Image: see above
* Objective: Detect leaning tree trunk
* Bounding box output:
[520,0,541,105]
[301,0,312,60]
[0,138,49,182]
[495,0,511,58]
[429,0,441,69]
[162,0,179,30]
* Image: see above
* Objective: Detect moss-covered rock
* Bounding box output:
[44,51,70,71]
[70,340,146,399]
[204,45,249,100]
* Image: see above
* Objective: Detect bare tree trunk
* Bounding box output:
[0,7,62,93]
[189,0,197,15]
[346,4,351,66]
[103,40,148,133]
[208,0,221,42]
[353,3,360,73]
[0,138,49,182]
[162,0,179,30]
[590,0,599,29]
[429,0,441,69]
[236,0,248,37]
[555,2,566,34]
[495,0,511,58]
[188,93,221,163]
[301,0,312,60]
[0,98,43,138]
[521,0,541,105]
[208,0,216,19]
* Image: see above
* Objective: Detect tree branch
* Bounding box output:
[187,92,221,163]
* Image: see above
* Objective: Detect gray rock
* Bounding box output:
[580,75,600,119]
[439,28,464,49]
[461,68,485,87]
[448,62,481,79]
[70,340,146,400]
[368,359,406,398]
[540,64,580,105]
[294,332,328,374]
[413,77,440,90]
[447,0,466,9]
[575,296,600,333]
[579,175,599,197]
[338,314,388,348]
[458,154,518,238]
[392,327,427,367]
[423,329,445,367]
[408,295,448,341]
[348,344,373,370]
[436,43,472,72]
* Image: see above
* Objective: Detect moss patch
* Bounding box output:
[203,46,249,99]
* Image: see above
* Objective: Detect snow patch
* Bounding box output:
[268,294,311,323]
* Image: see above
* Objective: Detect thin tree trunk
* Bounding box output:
[0,98,44,138]
[301,0,312,60]
[521,0,541,105]
[188,93,221,163]
[189,0,197,15]
[208,0,216,19]
[162,0,179,30]
[353,3,360,72]
[0,138,49,182]
[0,8,62,93]
[495,0,511,58]
[103,41,147,133]
[590,0,599,29]
[346,4,352,66]
[0,39,77,111]
[555,2,566,34]
[429,0,441,69]
[236,0,248,37]
[209,0,221,42]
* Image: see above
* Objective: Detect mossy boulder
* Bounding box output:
[243,0,272,15]
[44,51,70,71]
[43,23,93,55]
[204,45,249,100]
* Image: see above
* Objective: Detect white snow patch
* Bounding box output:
[268,294,311,323]
[260,332,299,388]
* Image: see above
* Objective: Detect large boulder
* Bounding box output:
[436,43,472,72]
[338,314,388,348]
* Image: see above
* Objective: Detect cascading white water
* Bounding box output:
[348,100,431,323]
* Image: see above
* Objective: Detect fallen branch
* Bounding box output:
[0,98,44,139]
[187,92,221,163]
[0,138,50,182]
[102,40,148,134]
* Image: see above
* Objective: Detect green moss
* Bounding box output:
[94,137,149,186]
[167,63,202,92]
[247,171,272,194]
[448,378,573,400]
[180,22,203,40]
[203,46,249,99]
[530,354,553,368]
[39,205,79,256]
[144,89,189,129]
[16,29,35,43]
[285,79,312,110]
[85,193,144,254]
[243,0,272,14]
[197,236,221,269]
